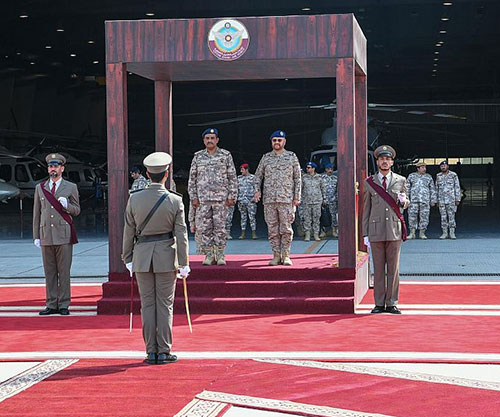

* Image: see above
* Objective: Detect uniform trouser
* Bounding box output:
[264,203,295,253]
[195,201,228,253]
[225,205,235,233]
[408,202,431,230]
[371,240,402,307]
[135,270,176,354]
[327,202,338,227]
[41,244,73,309]
[238,201,257,231]
[302,204,322,233]
[439,203,457,228]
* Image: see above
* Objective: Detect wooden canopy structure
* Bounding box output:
[105,14,367,278]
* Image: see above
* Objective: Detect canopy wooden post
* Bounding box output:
[355,74,368,251]
[155,80,173,188]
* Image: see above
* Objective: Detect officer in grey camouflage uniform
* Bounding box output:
[254,130,301,266]
[405,161,437,239]
[436,160,461,239]
[321,163,338,238]
[130,166,149,193]
[237,163,258,239]
[188,128,238,265]
[225,205,235,240]
[301,162,325,241]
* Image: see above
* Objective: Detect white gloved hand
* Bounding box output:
[58,197,68,208]
[34,239,41,248]
[125,262,133,277]
[363,236,371,249]
[177,265,191,279]
[397,193,406,205]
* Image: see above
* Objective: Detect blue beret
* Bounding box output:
[439,160,448,166]
[324,163,333,168]
[202,128,218,138]
[270,130,286,140]
[306,161,318,169]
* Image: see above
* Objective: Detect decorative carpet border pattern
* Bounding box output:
[257,359,500,392]
[0,359,78,403]
[174,398,227,417]
[196,390,395,417]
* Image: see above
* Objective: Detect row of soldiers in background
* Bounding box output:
[406,160,461,239]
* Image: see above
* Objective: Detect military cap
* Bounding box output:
[202,128,218,138]
[439,160,448,166]
[143,152,172,174]
[415,161,426,167]
[45,153,66,166]
[240,163,249,169]
[306,161,318,169]
[374,145,396,159]
[270,130,286,140]
[324,163,333,169]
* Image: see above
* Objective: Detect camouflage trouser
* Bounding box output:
[264,203,295,253]
[195,201,228,253]
[302,204,322,234]
[439,203,457,228]
[408,202,431,230]
[225,205,235,233]
[238,202,257,231]
[327,202,338,227]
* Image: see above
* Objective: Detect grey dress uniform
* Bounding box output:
[406,172,437,231]
[33,177,80,310]
[436,170,461,229]
[122,153,189,355]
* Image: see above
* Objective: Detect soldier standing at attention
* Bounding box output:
[188,128,238,265]
[122,152,189,365]
[436,160,461,239]
[225,205,235,240]
[130,166,149,193]
[301,162,325,241]
[362,145,409,314]
[254,130,301,266]
[33,153,80,316]
[321,163,339,238]
[405,161,437,239]
[237,163,258,239]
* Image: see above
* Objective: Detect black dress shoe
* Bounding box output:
[144,352,157,365]
[370,305,386,314]
[157,353,177,364]
[39,307,59,316]
[386,306,402,314]
[59,308,70,316]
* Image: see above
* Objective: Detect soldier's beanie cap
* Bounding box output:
[202,128,218,138]
[270,130,286,140]
[324,163,333,168]
[439,160,448,166]
[143,152,172,174]
[240,163,249,169]
[306,161,318,169]
[45,153,66,166]
[374,145,396,159]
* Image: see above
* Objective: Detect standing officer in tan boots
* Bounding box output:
[122,152,189,365]
[362,145,409,314]
[33,153,80,316]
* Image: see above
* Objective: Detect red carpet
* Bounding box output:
[98,254,369,315]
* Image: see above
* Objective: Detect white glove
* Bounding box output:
[363,236,371,249]
[34,239,41,248]
[58,197,68,208]
[397,193,406,205]
[177,265,191,279]
[125,262,133,277]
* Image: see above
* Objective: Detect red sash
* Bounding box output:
[366,176,407,241]
[41,181,78,244]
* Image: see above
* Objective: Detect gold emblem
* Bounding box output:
[382,146,387,150]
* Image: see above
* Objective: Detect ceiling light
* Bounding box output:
[441,17,449,21]
[440,30,447,34]
[432,69,437,72]
[45,45,52,49]
[301,7,311,11]
[88,40,95,44]
[19,14,29,19]
[434,58,439,61]
[443,2,453,5]
[57,28,64,32]
[16,52,21,55]
[4,55,8,58]
[30,62,35,65]
[92,60,99,64]
[434,51,440,54]
[145,12,155,16]
[435,43,442,47]
[432,74,437,77]
[433,63,438,66]
[70,53,76,57]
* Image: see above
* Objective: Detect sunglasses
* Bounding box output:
[272,138,283,143]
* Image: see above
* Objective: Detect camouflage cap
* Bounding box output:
[374,145,396,159]
[415,161,426,167]
[143,152,172,174]
[45,153,66,166]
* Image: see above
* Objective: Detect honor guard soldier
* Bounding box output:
[321,163,339,238]
[237,162,258,239]
[405,161,437,239]
[362,145,409,314]
[188,128,238,265]
[301,161,325,241]
[436,160,461,239]
[122,152,189,365]
[129,166,149,193]
[254,130,301,266]
[33,153,80,316]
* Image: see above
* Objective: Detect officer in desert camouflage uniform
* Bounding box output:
[435,160,461,239]
[188,128,238,265]
[237,163,258,239]
[254,130,301,266]
[301,162,325,241]
[321,163,339,238]
[405,161,437,239]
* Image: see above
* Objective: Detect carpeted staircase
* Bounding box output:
[97,254,369,314]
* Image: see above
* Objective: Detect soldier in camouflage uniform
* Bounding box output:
[237,163,258,239]
[188,201,203,254]
[254,130,301,266]
[130,166,149,193]
[405,162,437,239]
[225,205,235,240]
[435,160,461,239]
[301,162,325,241]
[321,163,339,238]
[188,128,238,265]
